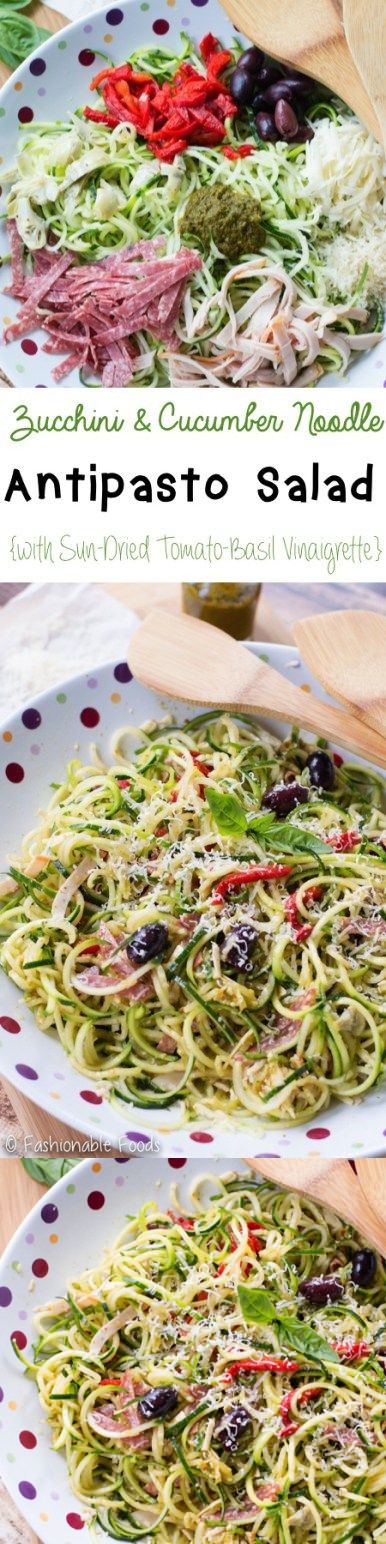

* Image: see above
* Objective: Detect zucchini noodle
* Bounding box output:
[23,1172,386,1542]
[1,712,386,1126]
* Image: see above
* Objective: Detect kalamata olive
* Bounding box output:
[256,62,281,87]
[229,65,255,105]
[291,125,314,142]
[274,99,299,138]
[255,110,278,141]
[299,1274,344,1305]
[214,1405,252,1453]
[262,780,309,817]
[127,922,169,964]
[351,1249,377,1288]
[251,90,268,113]
[265,79,297,104]
[138,1386,178,1421]
[279,68,315,92]
[238,45,264,74]
[221,923,257,973]
[306,751,335,791]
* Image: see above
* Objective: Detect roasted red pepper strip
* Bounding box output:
[167,1211,195,1230]
[220,144,255,158]
[332,1340,370,1361]
[223,1356,300,1381]
[85,33,237,160]
[213,863,292,904]
[100,1378,125,1387]
[280,1384,322,1435]
[327,830,361,852]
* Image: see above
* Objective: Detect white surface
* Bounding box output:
[0,584,137,719]
[0,643,386,1158]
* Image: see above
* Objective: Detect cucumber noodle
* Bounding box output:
[1,712,386,1127]
[21,1172,386,1541]
[3,38,385,384]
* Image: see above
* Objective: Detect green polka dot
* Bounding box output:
[56,692,67,703]
[15,364,24,374]
[140,5,150,10]
[7,1453,15,1464]
[66,1183,76,1194]
[11,1260,20,1272]
[58,39,67,47]
[0,108,5,118]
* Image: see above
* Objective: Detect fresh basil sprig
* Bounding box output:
[238,1284,339,1364]
[205,788,327,857]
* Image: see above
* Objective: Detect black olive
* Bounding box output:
[214,1405,252,1452]
[251,90,268,113]
[138,1386,178,1421]
[229,65,255,105]
[221,923,257,973]
[255,110,279,141]
[238,45,264,75]
[262,780,309,817]
[264,79,297,104]
[299,1274,344,1305]
[279,69,316,93]
[256,62,281,87]
[274,99,299,138]
[306,751,335,791]
[291,125,314,142]
[127,922,169,964]
[351,1249,377,1288]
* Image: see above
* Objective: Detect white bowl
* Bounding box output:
[0,1155,236,1544]
[0,0,385,388]
[1,643,386,1158]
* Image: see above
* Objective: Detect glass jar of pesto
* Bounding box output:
[181,583,261,640]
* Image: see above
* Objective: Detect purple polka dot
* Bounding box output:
[114,662,132,683]
[254,1152,280,1159]
[87,676,98,689]
[116,1155,131,1163]
[87,1190,105,1211]
[190,1131,213,1144]
[306,1127,330,1140]
[29,57,46,74]
[5,762,24,784]
[41,1203,58,1224]
[152,17,169,32]
[83,22,93,30]
[80,707,100,728]
[168,1157,187,1169]
[115,1176,125,1187]
[80,1089,103,1105]
[125,1130,147,1144]
[0,1388,3,1403]
[18,1311,27,1322]
[32,1258,49,1278]
[0,1287,12,1308]
[21,339,38,357]
[22,706,41,729]
[19,1431,37,1450]
[54,1071,65,1081]
[66,1518,85,1533]
[78,48,95,65]
[25,1233,34,1245]
[30,745,40,756]
[11,1330,27,1349]
[19,1482,36,1502]
[0,1016,21,1035]
[37,88,46,98]
[191,0,209,6]
[18,107,34,124]
[16,1064,38,1081]
[51,1493,60,1502]
[106,7,124,21]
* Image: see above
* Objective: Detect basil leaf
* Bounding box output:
[238,1285,277,1323]
[278,1316,339,1363]
[268,825,328,857]
[247,812,277,836]
[205,788,247,837]
[22,1157,81,1186]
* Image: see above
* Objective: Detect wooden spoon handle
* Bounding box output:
[246,1157,386,1255]
[243,667,386,768]
[356,1160,386,1230]
[343,0,386,144]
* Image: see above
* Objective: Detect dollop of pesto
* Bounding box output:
[180,183,262,263]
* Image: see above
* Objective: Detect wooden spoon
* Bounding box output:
[343,0,386,147]
[246,1156,386,1254]
[293,610,386,740]
[355,1159,386,1233]
[217,0,381,140]
[128,610,386,768]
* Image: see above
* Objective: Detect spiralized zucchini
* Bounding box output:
[1,711,386,1127]
[23,1173,386,1543]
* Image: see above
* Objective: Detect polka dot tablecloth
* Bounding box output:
[1,625,386,1158]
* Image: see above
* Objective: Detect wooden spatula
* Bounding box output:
[217,0,381,140]
[355,1159,386,1231]
[128,610,386,768]
[246,1156,386,1254]
[293,610,386,740]
[343,0,386,146]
